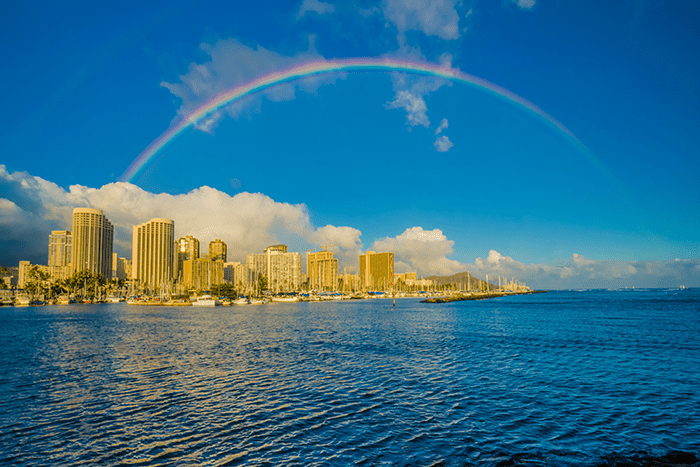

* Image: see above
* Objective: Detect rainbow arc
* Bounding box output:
[120,58,596,183]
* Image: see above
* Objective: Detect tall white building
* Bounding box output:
[245,245,302,293]
[132,218,175,290]
[71,208,113,278]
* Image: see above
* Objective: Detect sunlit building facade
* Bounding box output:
[307,249,338,291]
[182,257,224,290]
[49,230,72,281]
[359,250,394,292]
[175,235,200,282]
[132,218,175,290]
[209,239,227,262]
[71,208,113,278]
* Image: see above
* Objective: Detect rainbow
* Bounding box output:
[120,58,593,182]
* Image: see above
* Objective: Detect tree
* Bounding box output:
[24,266,49,299]
[257,273,267,296]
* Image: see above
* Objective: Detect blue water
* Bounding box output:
[1,290,698,466]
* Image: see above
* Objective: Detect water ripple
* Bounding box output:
[1,290,699,465]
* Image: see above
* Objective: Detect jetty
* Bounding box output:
[421,290,546,303]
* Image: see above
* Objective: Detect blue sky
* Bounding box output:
[1,0,699,288]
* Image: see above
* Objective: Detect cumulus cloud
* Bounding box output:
[0,166,362,269]
[161,38,337,132]
[372,227,467,277]
[310,225,364,270]
[382,0,461,40]
[512,0,536,9]
[466,250,700,290]
[297,0,335,20]
[433,135,453,152]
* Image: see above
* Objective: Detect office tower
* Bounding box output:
[359,250,394,292]
[132,218,175,290]
[307,247,338,291]
[71,208,114,278]
[209,239,227,262]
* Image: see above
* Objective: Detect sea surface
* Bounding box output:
[1,289,699,466]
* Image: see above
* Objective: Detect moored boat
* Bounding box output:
[15,294,31,306]
[192,294,220,307]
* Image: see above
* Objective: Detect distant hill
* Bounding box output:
[424,271,498,291]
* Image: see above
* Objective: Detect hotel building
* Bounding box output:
[71,208,114,278]
[132,218,175,290]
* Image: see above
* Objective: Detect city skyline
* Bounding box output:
[1,1,699,289]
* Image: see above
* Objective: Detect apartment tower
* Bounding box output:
[71,208,114,278]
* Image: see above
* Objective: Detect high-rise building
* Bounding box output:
[49,230,72,267]
[209,239,227,262]
[132,218,175,290]
[246,245,302,293]
[182,258,224,290]
[116,257,132,280]
[71,208,114,278]
[175,235,200,281]
[359,250,394,291]
[307,248,338,291]
[264,245,302,293]
[223,261,248,287]
[246,253,266,283]
[48,230,72,281]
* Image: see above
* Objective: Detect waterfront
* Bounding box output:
[1,289,698,466]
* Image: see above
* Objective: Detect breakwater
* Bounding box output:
[421,290,546,303]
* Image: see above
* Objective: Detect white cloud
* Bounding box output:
[371,227,467,276]
[0,166,362,270]
[466,250,700,289]
[386,90,430,127]
[161,38,336,132]
[435,117,449,135]
[297,0,335,20]
[310,225,364,269]
[385,49,451,129]
[512,0,536,9]
[3,166,698,289]
[382,0,461,40]
[433,135,453,152]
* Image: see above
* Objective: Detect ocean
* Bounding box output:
[1,289,698,466]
